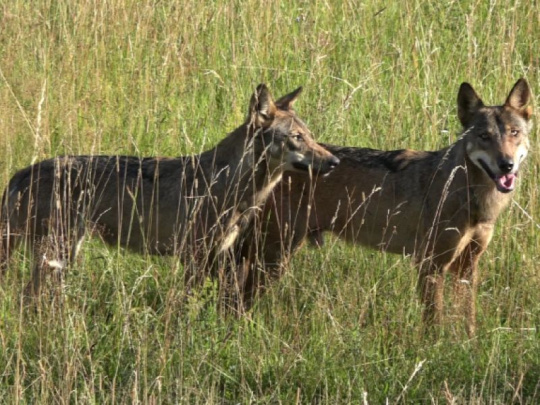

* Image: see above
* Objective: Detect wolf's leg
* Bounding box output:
[0,225,19,277]
[182,241,213,302]
[214,248,248,316]
[24,213,86,300]
[216,235,284,315]
[418,261,445,331]
[450,225,492,337]
[234,217,302,314]
[450,239,488,337]
[238,199,309,312]
[24,241,49,298]
[449,247,478,338]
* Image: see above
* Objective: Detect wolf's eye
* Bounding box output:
[510,129,520,137]
[479,133,490,140]
[292,134,304,142]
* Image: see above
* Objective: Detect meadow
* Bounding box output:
[1,0,540,403]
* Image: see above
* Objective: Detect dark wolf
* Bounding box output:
[0,84,340,298]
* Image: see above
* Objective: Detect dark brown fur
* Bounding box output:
[234,79,532,336]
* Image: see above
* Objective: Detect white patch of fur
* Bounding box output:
[258,173,283,203]
[219,225,240,253]
[466,144,497,173]
[219,171,284,254]
[47,259,65,270]
[284,151,308,171]
[515,141,529,169]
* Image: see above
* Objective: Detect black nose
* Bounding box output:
[329,156,340,169]
[498,158,514,173]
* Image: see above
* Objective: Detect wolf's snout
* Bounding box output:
[328,156,340,170]
[311,154,340,176]
[498,158,514,174]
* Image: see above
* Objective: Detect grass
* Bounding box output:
[1,0,540,402]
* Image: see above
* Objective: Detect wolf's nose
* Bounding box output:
[329,156,340,169]
[498,158,514,173]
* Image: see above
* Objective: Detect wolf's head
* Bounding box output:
[248,84,339,176]
[458,78,533,193]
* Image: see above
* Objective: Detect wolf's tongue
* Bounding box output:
[496,173,516,192]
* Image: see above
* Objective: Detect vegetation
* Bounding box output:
[0,0,539,402]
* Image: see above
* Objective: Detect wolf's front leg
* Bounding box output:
[418,261,445,334]
[450,239,488,337]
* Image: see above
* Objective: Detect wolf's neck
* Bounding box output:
[205,125,283,212]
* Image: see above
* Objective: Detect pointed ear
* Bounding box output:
[505,78,532,120]
[457,82,485,127]
[275,86,303,110]
[249,84,277,127]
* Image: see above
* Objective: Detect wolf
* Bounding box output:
[0,84,340,298]
[235,79,532,336]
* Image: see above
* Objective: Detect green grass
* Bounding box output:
[1,0,540,402]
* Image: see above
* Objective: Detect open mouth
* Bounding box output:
[477,159,517,193]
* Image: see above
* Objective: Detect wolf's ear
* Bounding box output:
[249,84,277,128]
[505,78,532,120]
[275,86,303,110]
[457,82,485,128]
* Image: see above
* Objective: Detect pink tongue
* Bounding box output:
[497,173,516,191]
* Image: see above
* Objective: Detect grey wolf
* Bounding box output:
[0,84,340,298]
[235,79,532,336]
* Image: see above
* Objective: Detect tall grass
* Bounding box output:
[0,0,539,402]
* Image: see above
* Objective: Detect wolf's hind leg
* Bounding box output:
[0,226,19,277]
[23,215,86,300]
